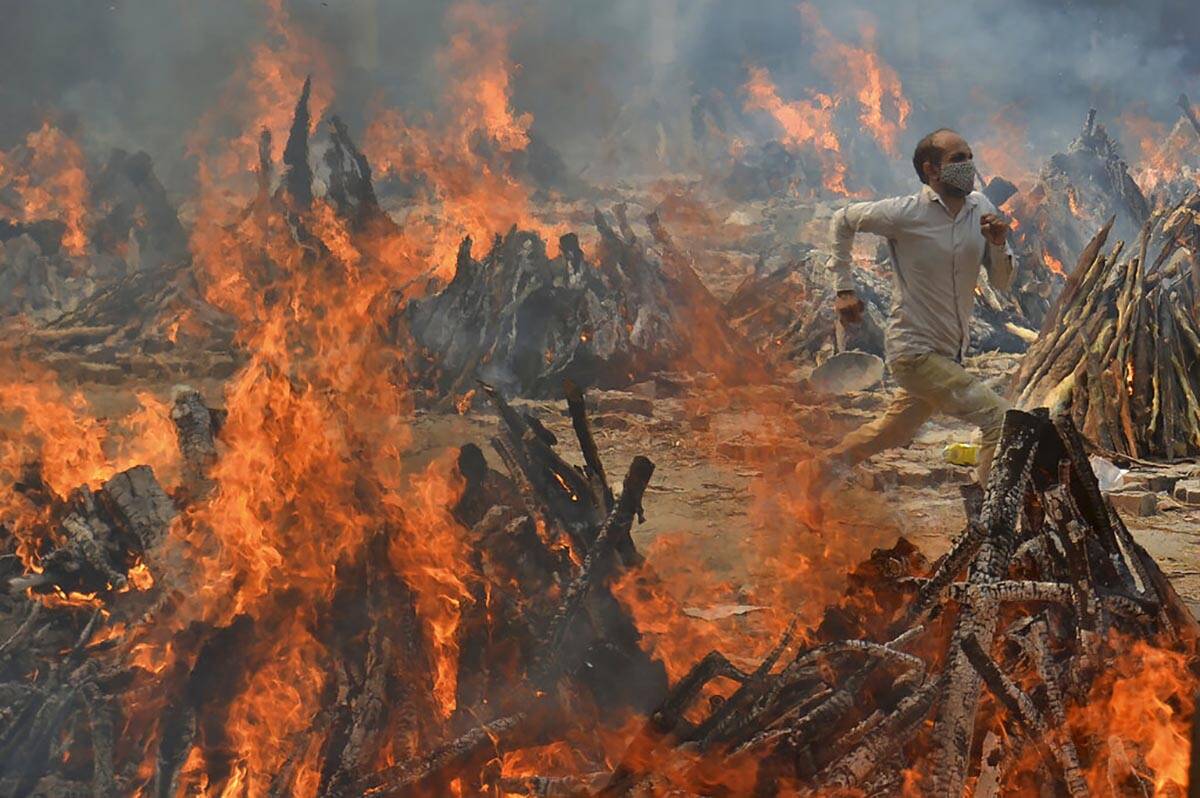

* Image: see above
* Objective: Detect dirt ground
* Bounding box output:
[403,351,1200,621]
[19,349,1200,627]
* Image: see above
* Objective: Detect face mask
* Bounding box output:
[938,159,976,194]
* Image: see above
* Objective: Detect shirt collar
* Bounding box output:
[921,184,978,210]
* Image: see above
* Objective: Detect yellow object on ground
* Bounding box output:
[943,442,981,467]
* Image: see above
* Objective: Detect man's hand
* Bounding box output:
[835,289,864,325]
[981,213,1010,246]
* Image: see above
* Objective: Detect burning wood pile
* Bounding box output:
[0,375,1194,795]
[1009,110,1149,294]
[1015,190,1200,460]
[0,127,239,381]
[0,132,190,326]
[1131,94,1200,207]
[401,204,767,400]
[581,410,1198,796]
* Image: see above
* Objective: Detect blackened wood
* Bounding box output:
[563,378,612,512]
[352,713,529,798]
[816,673,946,790]
[931,409,1046,797]
[533,457,654,687]
[281,77,313,209]
[100,466,176,555]
[170,387,220,492]
[960,634,1088,797]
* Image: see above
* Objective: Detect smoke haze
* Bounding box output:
[2,0,1198,195]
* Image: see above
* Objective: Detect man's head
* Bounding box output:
[912,128,976,197]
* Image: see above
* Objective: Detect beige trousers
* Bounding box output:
[830,352,1010,484]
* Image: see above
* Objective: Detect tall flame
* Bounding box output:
[362,0,556,275]
[0,121,90,255]
[742,65,851,196]
[798,2,910,156]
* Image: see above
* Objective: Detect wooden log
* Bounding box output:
[1036,217,1115,340]
[563,378,613,512]
[532,456,654,688]
[815,673,946,791]
[597,651,748,797]
[352,713,530,798]
[930,409,1047,797]
[960,634,1088,797]
[691,617,800,748]
[170,387,220,493]
[947,580,1073,605]
[100,465,176,554]
[1157,295,1181,457]
[479,382,605,553]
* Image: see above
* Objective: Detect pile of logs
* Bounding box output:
[0,147,190,326]
[1015,190,1200,460]
[400,204,767,400]
[0,376,676,796]
[1008,110,1148,314]
[579,409,1198,795]
[1,374,1194,795]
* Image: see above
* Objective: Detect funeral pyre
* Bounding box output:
[3,0,1200,794]
[1016,190,1200,461]
[1,350,1197,796]
[0,84,1195,795]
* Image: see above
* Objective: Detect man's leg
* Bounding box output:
[828,389,934,469]
[890,354,1010,484]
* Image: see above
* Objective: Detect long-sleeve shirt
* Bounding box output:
[829,185,1014,362]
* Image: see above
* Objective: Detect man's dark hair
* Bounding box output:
[912,128,957,184]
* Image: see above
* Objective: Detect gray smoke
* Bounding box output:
[1,0,1197,196]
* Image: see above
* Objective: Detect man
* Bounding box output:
[818,128,1014,486]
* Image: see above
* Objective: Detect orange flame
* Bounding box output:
[742,65,851,196]
[362,0,557,276]
[0,121,90,255]
[798,2,910,156]
[1042,248,1065,275]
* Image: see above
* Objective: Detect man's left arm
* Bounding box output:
[980,206,1015,292]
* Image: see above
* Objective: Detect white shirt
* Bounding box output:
[830,185,1015,362]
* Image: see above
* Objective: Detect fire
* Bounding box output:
[1117,109,1197,196]
[0,121,90,255]
[798,2,910,156]
[1042,248,1065,275]
[362,0,557,276]
[971,102,1036,189]
[186,0,332,210]
[1067,185,1085,219]
[387,457,473,717]
[742,65,851,196]
[1069,638,1195,795]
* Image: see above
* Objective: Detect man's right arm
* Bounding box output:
[829,198,903,292]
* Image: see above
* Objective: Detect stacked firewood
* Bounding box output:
[0,379,673,796]
[1015,191,1200,460]
[0,380,1195,795]
[400,204,768,400]
[578,409,1198,796]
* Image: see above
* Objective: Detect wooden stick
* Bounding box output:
[931,409,1047,797]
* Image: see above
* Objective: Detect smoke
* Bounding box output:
[2,0,1198,195]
